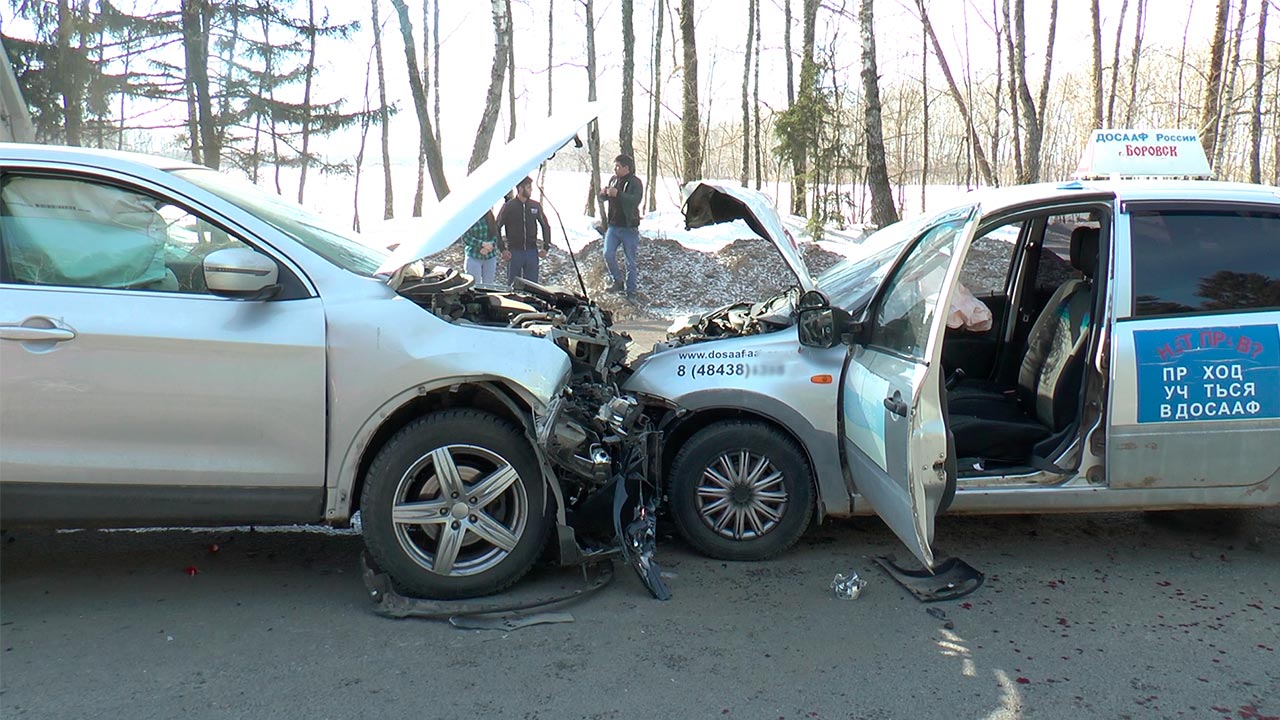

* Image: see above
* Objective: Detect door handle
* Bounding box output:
[0,325,76,342]
[883,390,908,417]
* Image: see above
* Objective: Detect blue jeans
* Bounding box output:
[508,249,539,285]
[464,256,497,284]
[604,226,640,294]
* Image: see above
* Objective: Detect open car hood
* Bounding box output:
[375,103,599,277]
[682,182,816,292]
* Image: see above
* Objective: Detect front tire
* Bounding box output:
[669,421,814,561]
[361,410,551,599]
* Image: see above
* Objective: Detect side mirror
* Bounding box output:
[203,247,281,300]
[798,306,853,349]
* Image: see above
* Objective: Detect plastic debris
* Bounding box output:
[831,571,866,600]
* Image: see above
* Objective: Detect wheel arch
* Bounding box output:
[330,379,551,523]
[659,395,846,521]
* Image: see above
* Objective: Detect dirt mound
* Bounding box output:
[422,233,846,320]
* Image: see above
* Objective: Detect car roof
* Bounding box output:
[0,142,202,174]
[965,179,1280,217]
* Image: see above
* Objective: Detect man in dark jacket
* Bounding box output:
[497,176,552,284]
[598,154,644,301]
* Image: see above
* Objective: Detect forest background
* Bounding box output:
[1,0,1277,237]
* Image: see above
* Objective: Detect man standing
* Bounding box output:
[460,213,501,284]
[497,176,552,285]
[599,154,644,301]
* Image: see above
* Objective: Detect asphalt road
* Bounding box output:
[3,508,1277,720]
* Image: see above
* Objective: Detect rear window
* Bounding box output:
[1129,209,1280,317]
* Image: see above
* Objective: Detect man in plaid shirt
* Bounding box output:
[461,213,502,285]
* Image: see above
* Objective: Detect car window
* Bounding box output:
[869,209,973,360]
[1036,212,1096,294]
[1,174,250,294]
[1129,209,1280,317]
[173,167,387,277]
[960,220,1021,296]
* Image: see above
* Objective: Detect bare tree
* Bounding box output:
[740,0,754,186]
[752,0,762,189]
[1106,0,1128,127]
[1175,0,1196,125]
[297,0,317,202]
[1215,0,1250,173]
[1249,0,1268,183]
[790,0,817,214]
[620,0,635,158]
[353,46,374,231]
[584,0,603,217]
[921,6,929,209]
[182,0,217,168]
[1200,0,1230,159]
[1012,0,1056,182]
[467,0,511,172]
[1003,0,1022,180]
[646,0,664,210]
[506,0,516,142]
[388,0,449,202]
[1091,0,1103,128]
[917,0,996,185]
[679,0,701,183]
[370,0,393,219]
[1122,0,1146,126]
[859,0,897,227]
[547,0,555,116]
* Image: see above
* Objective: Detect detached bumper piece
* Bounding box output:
[361,552,614,624]
[873,554,984,602]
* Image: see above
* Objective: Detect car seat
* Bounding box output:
[947,226,1099,463]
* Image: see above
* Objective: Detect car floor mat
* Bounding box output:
[872,554,984,602]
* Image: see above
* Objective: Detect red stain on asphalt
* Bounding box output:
[1015,677,1030,685]
[184,566,199,576]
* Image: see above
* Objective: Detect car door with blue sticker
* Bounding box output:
[1108,203,1280,490]
[841,206,980,568]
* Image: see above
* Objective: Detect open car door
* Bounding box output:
[840,205,980,568]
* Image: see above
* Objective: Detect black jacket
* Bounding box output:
[496,197,551,251]
[598,173,643,228]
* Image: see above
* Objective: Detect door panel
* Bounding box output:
[842,206,979,568]
[0,286,327,490]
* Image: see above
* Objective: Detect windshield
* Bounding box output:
[172,168,388,277]
[816,214,934,314]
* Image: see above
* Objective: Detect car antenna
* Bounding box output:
[534,170,591,299]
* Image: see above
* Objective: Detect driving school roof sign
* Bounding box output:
[1074,129,1213,179]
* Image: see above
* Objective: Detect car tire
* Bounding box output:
[669,421,814,561]
[361,410,551,599]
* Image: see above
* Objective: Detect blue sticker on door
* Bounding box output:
[1134,324,1280,423]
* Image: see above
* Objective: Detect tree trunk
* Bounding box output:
[1106,0,1128,127]
[371,0,394,219]
[182,0,218,169]
[859,0,897,228]
[740,0,754,186]
[1200,0,1230,161]
[1014,0,1054,183]
[752,0,762,189]
[1122,0,1146,126]
[620,0,635,158]
[1216,0,1249,174]
[389,0,450,200]
[917,0,996,185]
[56,0,82,146]
[1003,0,1022,181]
[354,52,374,232]
[1249,0,1268,184]
[584,0,602,217]
[679,0,702,183]
[646,0,663,210]
[1175,1,1196,126]
[298,0,317,203]
[433,0,440,140]
[467,0,510,173]
[791,0,817,215]
[921,8,929,210]
[505,0,516,142]
[1091,0,1104,128]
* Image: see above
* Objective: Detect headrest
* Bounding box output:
[1069,226,1099,279]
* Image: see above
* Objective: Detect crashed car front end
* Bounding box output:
[393,264,670,595]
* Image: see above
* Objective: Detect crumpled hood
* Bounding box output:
[375,103,600,278]
[681,182,816,292]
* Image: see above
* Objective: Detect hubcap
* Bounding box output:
[390,444,528,577]
[694,449,788,540]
